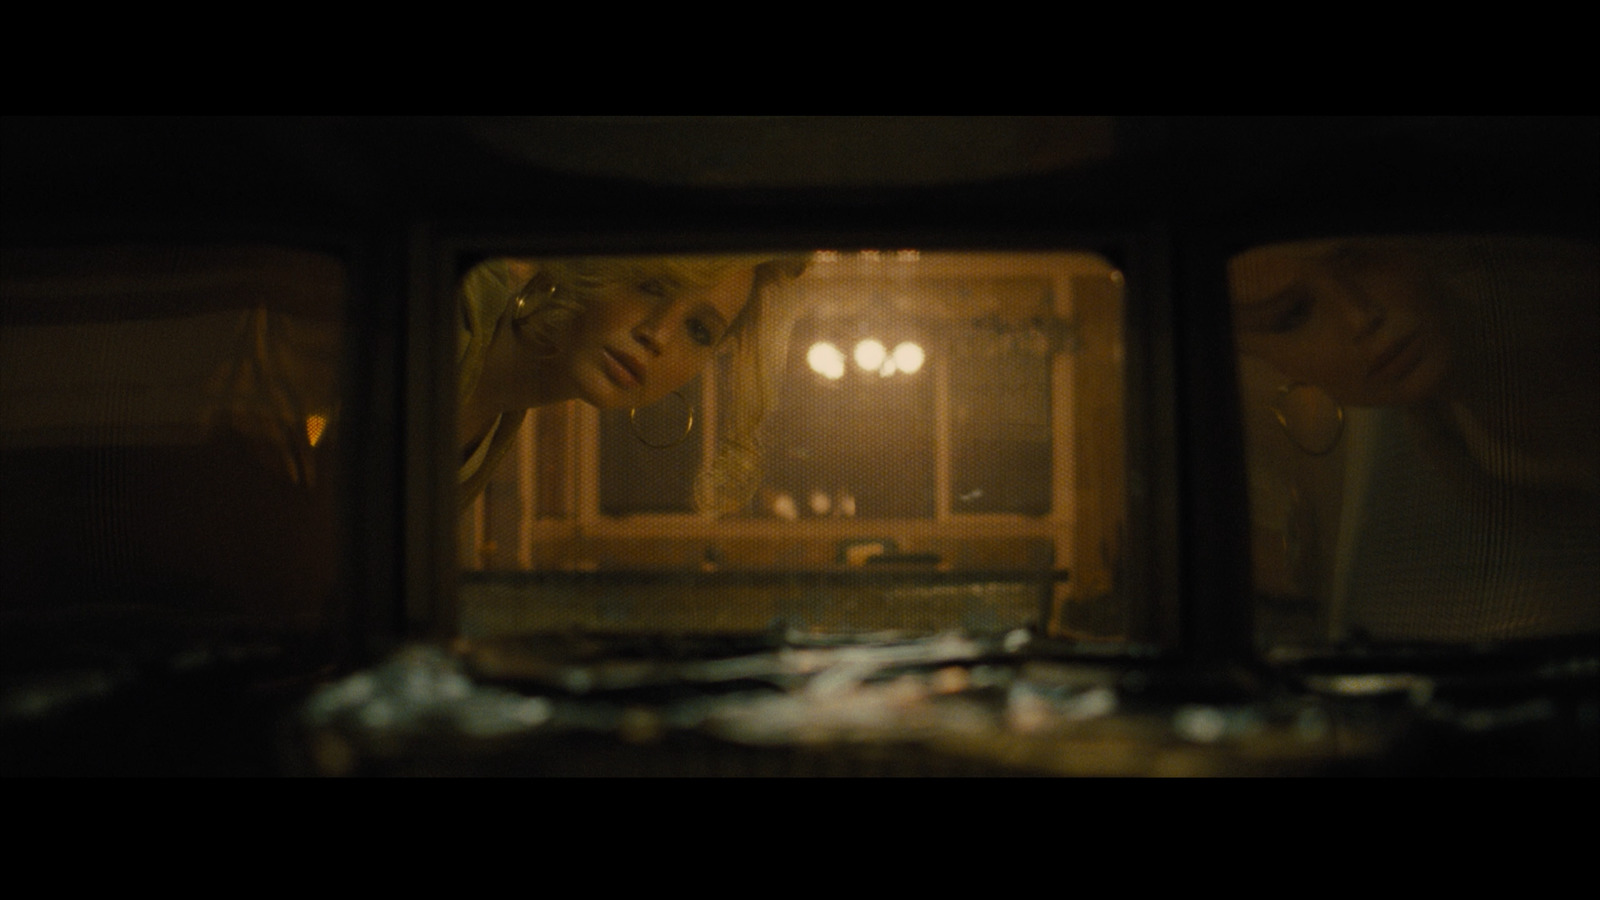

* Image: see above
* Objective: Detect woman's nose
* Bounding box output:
[630,302,674,354]
[631,322,663,354]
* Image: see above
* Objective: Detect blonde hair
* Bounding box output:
[509,254,808,516]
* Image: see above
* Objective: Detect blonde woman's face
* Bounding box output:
[1229,243,1452,408]
[559,266,756,410]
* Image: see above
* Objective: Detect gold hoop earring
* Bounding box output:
[1273,383,1345,456]
[629,391,696,449]
[513,271,557,322]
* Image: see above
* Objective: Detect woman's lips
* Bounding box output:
[1368,332,1421,381]
[602,348,643,388]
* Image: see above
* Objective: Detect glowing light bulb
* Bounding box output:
[892,341,925,375]
[854,339,886,372]
[771,492,798,521]
[807,342,846,380]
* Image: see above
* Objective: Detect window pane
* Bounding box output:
[950,307,1055,515]
[455,250,1130,644]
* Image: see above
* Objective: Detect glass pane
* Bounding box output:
[950,305,1056,515]
[1229,235,1600,651]
[453,251,1130,644]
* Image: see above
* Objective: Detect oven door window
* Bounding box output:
[457,251,1129,643]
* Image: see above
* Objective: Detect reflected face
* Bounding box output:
[1229,242,1452,407]
[560,266,756,409]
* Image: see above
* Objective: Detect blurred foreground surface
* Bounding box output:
[4,627,1594,776]
[284,631,1597,777]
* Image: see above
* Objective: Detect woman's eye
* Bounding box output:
[1266,293,1313,334]
[639,280,670,298]
[688,319,717,347]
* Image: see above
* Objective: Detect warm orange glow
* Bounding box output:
[305,413,328,447]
